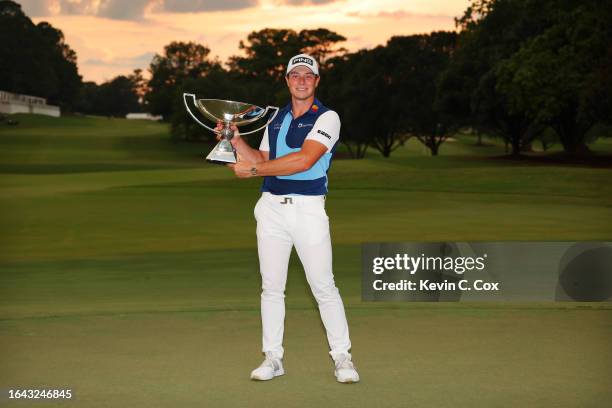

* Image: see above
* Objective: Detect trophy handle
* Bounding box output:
[239,106,279,136]
[183,93,219,133]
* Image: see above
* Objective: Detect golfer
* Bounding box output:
[217,53,359,383]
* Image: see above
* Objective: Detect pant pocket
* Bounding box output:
[298,202,330,245]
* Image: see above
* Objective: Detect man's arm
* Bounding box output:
[230,140,326,178]
[232,137,268,164]
[227,109,339,178]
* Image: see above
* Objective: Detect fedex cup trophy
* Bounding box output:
[183,94,279,164]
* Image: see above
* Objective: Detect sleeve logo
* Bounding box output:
[317,129,332,139]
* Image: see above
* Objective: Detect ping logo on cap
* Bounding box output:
[287,54,319,75]
[291,56,314,66]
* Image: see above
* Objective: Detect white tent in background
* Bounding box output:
[126,113,162,121]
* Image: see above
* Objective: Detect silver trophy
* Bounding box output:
[183,94,279,164]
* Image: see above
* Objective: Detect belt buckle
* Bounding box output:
[280,197,293,205]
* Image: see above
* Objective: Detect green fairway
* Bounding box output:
[0,114,611,407]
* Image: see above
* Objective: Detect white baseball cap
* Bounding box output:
[286,54,319,76]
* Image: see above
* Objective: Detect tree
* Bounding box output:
[228,28,303,82]
[322,32,456,158]
[0,0,81,109]
[344,46,410,158]
[128,69,148,105]
[36,22,81,110]
[74,81,99,114]
[471,70,536,156]
[439,0,611,157]
[495,0,612,155]
[437,0,557,156]
[146,41,219,119]
[318,52,369,159]
[387,32,457,156]
[323,45,411,158]
[582,44,612,127]
[96,76,141,117]
[298,28,347,68]
[228,28,346,81]
[74,75,141,117]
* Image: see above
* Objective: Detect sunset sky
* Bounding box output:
[17,0,469,84]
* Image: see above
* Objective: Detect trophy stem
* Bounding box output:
[221,121,234,140]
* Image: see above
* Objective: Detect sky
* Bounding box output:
[17,0,469,84]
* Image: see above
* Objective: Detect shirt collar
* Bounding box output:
[284,98,322,118]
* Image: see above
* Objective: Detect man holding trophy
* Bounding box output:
[217,54,359,383]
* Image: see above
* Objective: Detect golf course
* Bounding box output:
[1,114,611,407]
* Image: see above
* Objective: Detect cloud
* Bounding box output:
[279,0,337,5]
[84,51,156,68]
[58,0,86,15]
[98,0,151,21]
[161,0,257,13]
[16,0,56,16]
[347,9,454,21]
[15,0,259,19]
[377,10,454,20]
[17,0,141,18]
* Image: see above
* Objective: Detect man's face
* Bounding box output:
[285,66,320,101]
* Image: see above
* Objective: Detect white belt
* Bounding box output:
[261,192,325,205]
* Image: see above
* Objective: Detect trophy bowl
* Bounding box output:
[183,94,279,164]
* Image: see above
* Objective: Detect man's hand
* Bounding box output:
[227,159,256,178]
[214,121,241,148]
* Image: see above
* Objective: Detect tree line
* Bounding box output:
[1,0,610,157]
[0,0,80,110]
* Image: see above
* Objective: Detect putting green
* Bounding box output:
[2,306,610,407]
[0,115,611,407]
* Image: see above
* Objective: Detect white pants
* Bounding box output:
[254,192,352,360]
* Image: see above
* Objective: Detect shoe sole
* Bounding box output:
[337,378,359,384]
[250,368,285,381]
[336,372,360,384]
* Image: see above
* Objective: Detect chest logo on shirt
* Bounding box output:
[317,129,332,139]
[297,123,313,128]
[273,123,282,130]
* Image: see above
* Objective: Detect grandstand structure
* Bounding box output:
[0,90,60,117]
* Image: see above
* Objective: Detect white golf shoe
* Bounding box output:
[250,352,285,381]
[334,354,360,383]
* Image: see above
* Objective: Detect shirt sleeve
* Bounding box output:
[305,110,340,152]
[259,126,270,151]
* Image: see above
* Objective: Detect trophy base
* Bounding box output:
[206,158,236,165]
[205,143,237,164]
